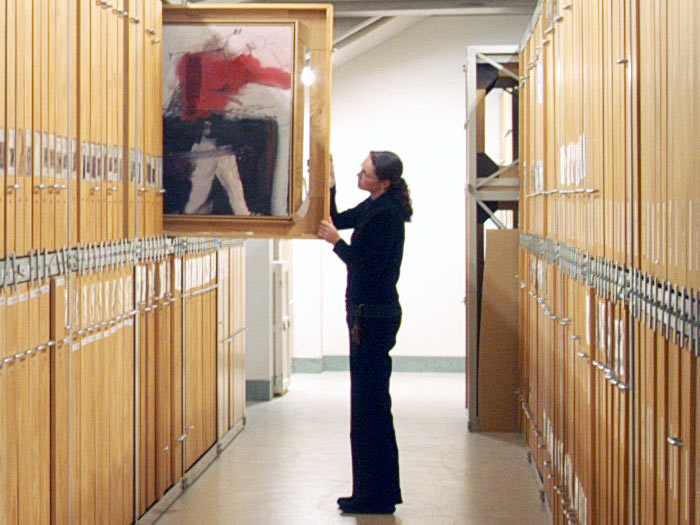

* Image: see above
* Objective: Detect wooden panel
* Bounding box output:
[2,286,20,523]
[69,0,79,247]
[217,248,229,437]
[156,259,173,497]
[55,0,68,250]
[125,0,137,239]
[121,267,135,523]
[477,230,520,431]
[146,263,157,509]
[0,0,5,258]
[77,0,90,244]
[50,275,69,524]
[6,0,17,254]
[30,0,41,251]
[135,0,145,239]
[15,0,28,256]
[171,255,184,483]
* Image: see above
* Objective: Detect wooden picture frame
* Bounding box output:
[162,3,332,239]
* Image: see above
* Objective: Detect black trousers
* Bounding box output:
[347,314,402,504]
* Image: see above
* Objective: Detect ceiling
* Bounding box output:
[173,0,537,67]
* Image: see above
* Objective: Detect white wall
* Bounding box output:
[293,15,530,360]
[246,239,274,380]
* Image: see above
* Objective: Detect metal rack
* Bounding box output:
[520,232,700,355]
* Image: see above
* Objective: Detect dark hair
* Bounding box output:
[370,150,413,221]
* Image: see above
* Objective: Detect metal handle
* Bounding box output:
[667,436,683,447]
[6,183,22,192]
[158,189,167,194]
[152,39,160,44]
[576,351,589,359]
[163,445,170,452]
[176,434,187,442]
[91,186,101,193]
[616,58,629,65]
[571,334,581,341]
[138,187,147,193]
[146,28,155,35]
[559,318,571,326]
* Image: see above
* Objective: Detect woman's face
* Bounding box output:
[357,155,389,196]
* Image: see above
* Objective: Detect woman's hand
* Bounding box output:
[317,220,340,245]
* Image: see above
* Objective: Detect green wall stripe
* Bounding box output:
[292,356,465,373]
[246,380,273,401]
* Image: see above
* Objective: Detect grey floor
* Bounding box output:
[157,372,551,525]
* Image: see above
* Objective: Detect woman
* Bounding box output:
[317,151,413,515]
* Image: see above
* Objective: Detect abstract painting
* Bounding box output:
[162,23,295,217]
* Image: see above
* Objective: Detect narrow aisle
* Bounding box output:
[157,373,550,525]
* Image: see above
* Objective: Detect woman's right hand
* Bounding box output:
[317,220,340,245]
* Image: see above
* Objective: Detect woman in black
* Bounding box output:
[318,151,412,515]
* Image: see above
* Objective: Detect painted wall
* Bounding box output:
[245,239,274,398]
[292,15,531,361]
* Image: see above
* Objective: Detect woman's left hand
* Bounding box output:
[317,220,341,245]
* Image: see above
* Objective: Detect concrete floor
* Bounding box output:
[156,372,551,525]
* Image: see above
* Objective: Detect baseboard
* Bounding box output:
[246,380,273,401]
[293,356,465,373]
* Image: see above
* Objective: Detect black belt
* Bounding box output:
[347,303,401,318]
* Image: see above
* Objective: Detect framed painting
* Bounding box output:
[162,4,333,238]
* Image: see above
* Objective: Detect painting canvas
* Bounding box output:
[162,23,295,217]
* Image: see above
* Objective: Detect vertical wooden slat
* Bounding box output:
[171,255,183,483]
[5,0,16,255]
[49,275,69,525]
[30,0,41,251]
[55,0,69,250]
[0,0,5,259]
[14,0,26,257]
[122,266,135,523]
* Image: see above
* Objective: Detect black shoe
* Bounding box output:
[339,499,396,515]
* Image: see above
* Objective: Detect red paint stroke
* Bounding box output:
[176,50,291,121]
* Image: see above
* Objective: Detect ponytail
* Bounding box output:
[370,150,413,222]
[390,177,413,222]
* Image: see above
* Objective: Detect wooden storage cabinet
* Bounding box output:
[0,240,249,524]
[519,1,699,524]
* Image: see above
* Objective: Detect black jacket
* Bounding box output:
[330,187,407,309]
